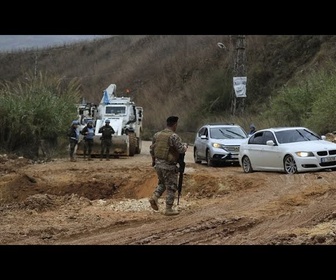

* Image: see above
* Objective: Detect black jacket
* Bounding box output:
[99,125,115,140]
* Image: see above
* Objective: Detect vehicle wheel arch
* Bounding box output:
[206,148,213,167]
[283,154,298,174]
[242,155,253,173]
[193,147,201,164]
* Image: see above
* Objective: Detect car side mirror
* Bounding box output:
[266,140,275,146]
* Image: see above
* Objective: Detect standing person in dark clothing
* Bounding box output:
[249,123,256,136]
[98,119,115,161]
[67,120,80,162]
[149,116,188,216]
[80,120,95,161]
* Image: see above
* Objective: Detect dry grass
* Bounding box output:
[1,35,335,139]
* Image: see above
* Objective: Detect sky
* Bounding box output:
[0,35,111,52]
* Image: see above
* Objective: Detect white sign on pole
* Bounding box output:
[233,77,247,98]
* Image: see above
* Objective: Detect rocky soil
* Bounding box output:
[1,141,336,246]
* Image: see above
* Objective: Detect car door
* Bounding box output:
[246,131,265,167]
[195,126,208,159]
[260,131,282,168]
[198,127,209,158]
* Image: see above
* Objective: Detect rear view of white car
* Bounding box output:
[239,127,336,174]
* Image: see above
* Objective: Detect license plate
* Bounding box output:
[321,156,336,163]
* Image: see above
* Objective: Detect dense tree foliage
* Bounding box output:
[0,72,81,158]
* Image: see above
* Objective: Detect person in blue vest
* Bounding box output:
[80,120,95,161]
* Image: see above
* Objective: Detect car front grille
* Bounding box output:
[320,161,336,167]
[226,146,240,152]
[317,150,336,156]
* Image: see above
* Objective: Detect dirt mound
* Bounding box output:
[1,142,336,245]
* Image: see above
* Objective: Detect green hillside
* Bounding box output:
[1,35,336,157]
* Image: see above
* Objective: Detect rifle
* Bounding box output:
[177,152,186,205]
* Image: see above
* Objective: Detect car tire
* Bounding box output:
[283,155,298,174]
[242,156,253,173]
[194,148,201,164]
[206,150,213,167]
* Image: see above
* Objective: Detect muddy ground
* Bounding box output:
[1,141,336,247]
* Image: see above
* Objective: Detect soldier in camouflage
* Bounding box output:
[149,116,188,216]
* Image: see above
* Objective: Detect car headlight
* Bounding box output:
[295,151,314,157]
[212,143,223,149]
[211,143,230,151]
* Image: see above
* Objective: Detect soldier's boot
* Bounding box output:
[149,194,159,211]
[164,205,179,216]
[88,155,93,161]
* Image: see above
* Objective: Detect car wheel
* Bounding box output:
[283,155,298,174]
[206,150,213,167]
[194,148,201,164]
[242,156,253,173]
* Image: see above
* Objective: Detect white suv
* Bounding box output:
[193,123,248,166]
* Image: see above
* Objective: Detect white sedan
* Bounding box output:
[238,127,336,174]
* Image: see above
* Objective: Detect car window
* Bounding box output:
[249,131,264,144]
[275,130,301,143]
[301,129,321,140]
[225,128,247,138]
[204,128,208,137]
[263,131,276,144]
[210,127,246,139]
[210,128,225,139]
[275,129,321,144]
[198,127,206,137]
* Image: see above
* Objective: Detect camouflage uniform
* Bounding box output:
[149,127,188,215]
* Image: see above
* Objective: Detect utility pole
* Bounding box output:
[231,35,246,116]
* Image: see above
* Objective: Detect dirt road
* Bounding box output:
[1,141,336,245]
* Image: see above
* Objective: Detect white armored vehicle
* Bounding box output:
[77,84,143,157]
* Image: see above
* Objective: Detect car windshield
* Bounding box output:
[210,127,246,139]
[275,129,321,144]
[105,106,126,115]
